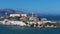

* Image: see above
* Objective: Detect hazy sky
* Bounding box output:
[0,0,60,15]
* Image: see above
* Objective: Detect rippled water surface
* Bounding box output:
[0,25,60,34]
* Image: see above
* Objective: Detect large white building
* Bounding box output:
[10,13,27,17]
[10,14,20,17]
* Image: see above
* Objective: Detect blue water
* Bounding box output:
[0,25,60,34]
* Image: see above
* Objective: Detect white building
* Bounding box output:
[21,14,27,17]
[10,14,20,17]
[29,17,34,21]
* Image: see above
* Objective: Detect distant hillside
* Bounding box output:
[0,9,24,16]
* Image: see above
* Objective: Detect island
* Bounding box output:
[0,9,60,28]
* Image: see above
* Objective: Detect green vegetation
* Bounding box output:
[55,21,60,26]
[7,16,21,21]
[0,16,21,21]
[31,24,34,27]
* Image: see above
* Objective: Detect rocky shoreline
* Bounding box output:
[0,19,59,28]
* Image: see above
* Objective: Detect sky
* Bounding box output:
[0,0,60,15]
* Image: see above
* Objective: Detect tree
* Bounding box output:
[31,24,34,27]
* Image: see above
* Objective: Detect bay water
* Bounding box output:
[0,25,60,34]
